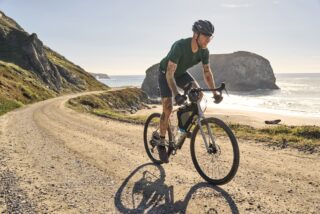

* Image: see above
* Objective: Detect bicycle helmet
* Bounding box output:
[192,20,214,37]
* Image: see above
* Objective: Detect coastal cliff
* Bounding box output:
[0,11,108,115]
[142,51,279,98]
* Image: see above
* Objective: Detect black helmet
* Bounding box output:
[192,20,214,36]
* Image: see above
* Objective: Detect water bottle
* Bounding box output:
[175,128,187,147]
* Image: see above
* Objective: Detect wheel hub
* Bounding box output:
[208,144,220,155]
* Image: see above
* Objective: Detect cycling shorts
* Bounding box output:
[158,70,195,98]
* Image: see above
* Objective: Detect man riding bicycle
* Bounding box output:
[157,20,222,163]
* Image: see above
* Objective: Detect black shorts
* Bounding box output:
[158,70,195,98]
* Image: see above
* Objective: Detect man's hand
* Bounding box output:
[175,94,186,105]
[213,93,223,104]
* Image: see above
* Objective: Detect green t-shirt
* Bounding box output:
[159,37,209,78]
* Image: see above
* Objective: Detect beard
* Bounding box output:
[200,43,207,49]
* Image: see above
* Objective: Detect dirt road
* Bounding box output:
[0,92,319,213]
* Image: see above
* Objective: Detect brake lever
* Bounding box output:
[224,88,229,96]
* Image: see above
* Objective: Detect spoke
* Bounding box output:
[211,153,214,179]
[217,156,221,178]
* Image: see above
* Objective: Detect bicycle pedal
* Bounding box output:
[168,143,177,156]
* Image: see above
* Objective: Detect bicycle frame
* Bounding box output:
[168,82,227,153]
[168,99,217,153]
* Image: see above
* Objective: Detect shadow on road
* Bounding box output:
[114,163,239,213]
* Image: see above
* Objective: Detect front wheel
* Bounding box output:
[190,117,240,185]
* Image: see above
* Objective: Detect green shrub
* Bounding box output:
[0,97,22,116]
[292,126,320,139]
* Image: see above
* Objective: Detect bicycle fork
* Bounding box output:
[196,102,217,153]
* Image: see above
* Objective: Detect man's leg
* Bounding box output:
[157,97,173,163]
[160,97,173,138]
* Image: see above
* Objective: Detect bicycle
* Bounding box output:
[143,83,240,185]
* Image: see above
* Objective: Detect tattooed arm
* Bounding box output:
[203,64,217,96]
[166,60,179,96]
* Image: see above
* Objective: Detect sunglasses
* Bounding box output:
[201,33,213,40]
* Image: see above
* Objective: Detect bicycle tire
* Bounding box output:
[190,117,240,185]
[143,113,172,164]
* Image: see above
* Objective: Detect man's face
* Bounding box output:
[198,33,213,49]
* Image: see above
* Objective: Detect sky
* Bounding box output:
[1,0,320,75]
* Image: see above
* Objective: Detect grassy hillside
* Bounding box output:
[0,61,56,115]
[0,10,108,115]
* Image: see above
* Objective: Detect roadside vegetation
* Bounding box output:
[67,87,153,124]
[0,60,56,116]
[68,87,320,153]
[229,124,320,153]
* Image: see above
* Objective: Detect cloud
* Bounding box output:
[221,3,251,8]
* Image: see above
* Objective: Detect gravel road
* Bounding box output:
[0,92,319,213]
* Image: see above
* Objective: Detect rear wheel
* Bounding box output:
[143,113,172,164]
[190,117,239,185]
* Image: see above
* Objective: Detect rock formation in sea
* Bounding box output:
[90,72,110,79]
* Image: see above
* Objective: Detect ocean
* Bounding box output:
[98,73,320,117]
[98,75,145,88]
